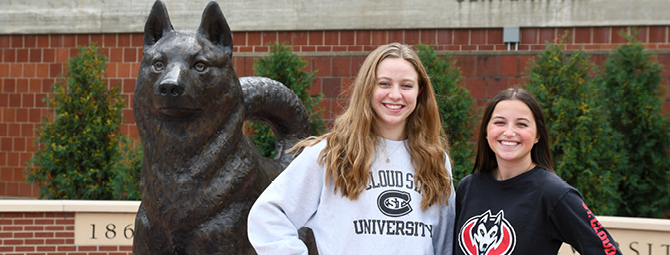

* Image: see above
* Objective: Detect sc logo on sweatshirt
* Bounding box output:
[377,190,413,217]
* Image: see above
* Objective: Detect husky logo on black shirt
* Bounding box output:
[458,210,516,255]
[377,190,413,217]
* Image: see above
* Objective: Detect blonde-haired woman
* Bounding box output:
[248,43,455,255]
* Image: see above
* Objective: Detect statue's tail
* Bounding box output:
[241,77,319,255]
[240,76,311,168]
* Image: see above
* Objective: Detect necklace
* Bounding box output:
[383,141,404,163]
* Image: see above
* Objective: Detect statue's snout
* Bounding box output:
[158,68,184,97]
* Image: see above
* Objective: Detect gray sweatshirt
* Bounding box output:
[248,138,456,255]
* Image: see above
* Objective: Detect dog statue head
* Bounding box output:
[134,1,243,147]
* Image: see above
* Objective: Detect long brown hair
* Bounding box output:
[472,87,553,174]
[293,43,452,210]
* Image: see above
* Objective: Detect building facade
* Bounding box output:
[1,0,670,198]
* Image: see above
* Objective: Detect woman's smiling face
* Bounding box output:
[371,57,420,140]
[486,99,539,165]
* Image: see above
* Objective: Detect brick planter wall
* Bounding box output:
[1,212,132,255]
[1,200,138,255]
[1,200,669,255]
[2,26,670,198]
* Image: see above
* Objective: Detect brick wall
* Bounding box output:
[2,26,670,198]
[0,212,132,255]
[0,204,670,255]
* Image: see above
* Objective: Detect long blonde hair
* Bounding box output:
[293,43,452,209]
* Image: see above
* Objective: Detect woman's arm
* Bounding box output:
[433,155,457,255]
[247,143,326,255]
[550,190,623,255]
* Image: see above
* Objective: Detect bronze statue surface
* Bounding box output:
[132,1,311,254]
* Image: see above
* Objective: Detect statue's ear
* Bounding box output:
[144,0,174,47]
[197,1,234,59]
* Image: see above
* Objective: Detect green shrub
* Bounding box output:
[247,42,325,157]
[110,136,143,200]
[597,31,670,218]
[524,39,624,215]
[26,43,126,200]
[416,44,475,184]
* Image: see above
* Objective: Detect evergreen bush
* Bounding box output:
[597,32,670,218]
[110,136,143,200]
[26,43,126,200]
[247,42,325,157]
[524,39,624,215]
[416,44,475,184]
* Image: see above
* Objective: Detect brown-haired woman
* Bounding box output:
[248,43,455,254]
[454,87,622,255]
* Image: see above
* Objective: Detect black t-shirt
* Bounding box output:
[454,167,622,255]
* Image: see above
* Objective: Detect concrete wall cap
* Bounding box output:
[597,215,670,232]
[0,200,141,213]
